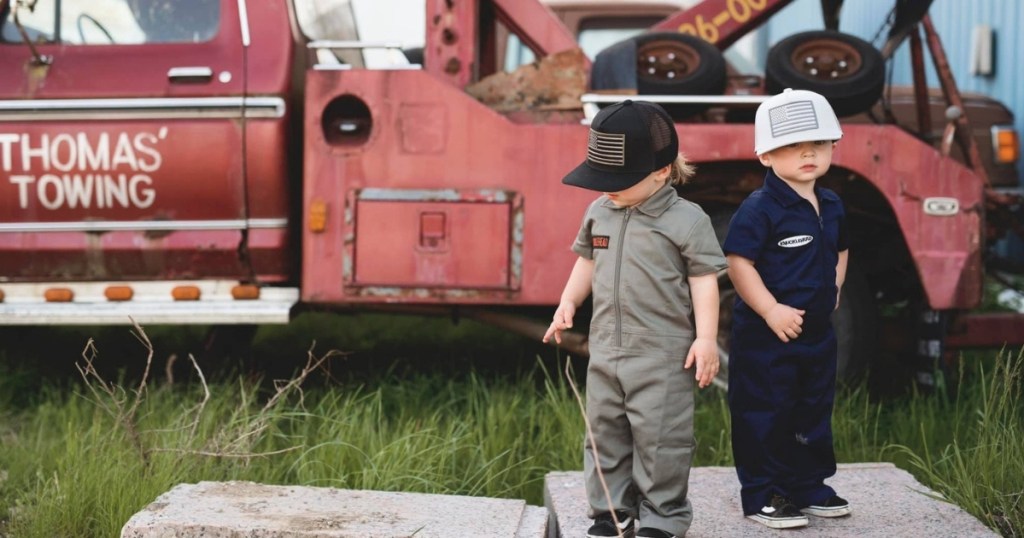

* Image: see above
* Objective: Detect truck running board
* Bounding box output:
[0,281,298,326]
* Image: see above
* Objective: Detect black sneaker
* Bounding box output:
[801,495,851,517]
[747,494,809,529]
[636,528,677,538]
[587,510,635,537]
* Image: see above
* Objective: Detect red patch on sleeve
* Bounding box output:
[592,236,610,249]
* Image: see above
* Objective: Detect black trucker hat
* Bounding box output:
[562,100,679,192]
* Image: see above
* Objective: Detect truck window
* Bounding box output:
[504,16,662,72]
[1,0,219,45]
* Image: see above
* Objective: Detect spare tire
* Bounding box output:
[634,32,727,119]
[765,30,884,117]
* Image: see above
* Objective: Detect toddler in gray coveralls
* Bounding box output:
[543,100,726,538]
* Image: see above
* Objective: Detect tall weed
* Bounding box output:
[2,349,1023,537]
[887,349,1024,537]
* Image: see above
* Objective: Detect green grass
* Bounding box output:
[0,353,587,537]
[1,341,1022,536]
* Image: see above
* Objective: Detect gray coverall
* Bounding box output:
[572,183,726,535]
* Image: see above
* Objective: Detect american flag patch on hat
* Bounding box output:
[587,130,626,167]
[769,100,819,137]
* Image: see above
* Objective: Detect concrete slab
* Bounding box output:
[121,481,546,538]
[545,463,999,537]
[518,505,550,538]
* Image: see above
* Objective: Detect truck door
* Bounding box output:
[0,0,254,282]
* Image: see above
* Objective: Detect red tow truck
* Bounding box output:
[0,0,1020,382]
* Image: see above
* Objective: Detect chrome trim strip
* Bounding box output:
[581,93,770,105]
[308,40,408,50]
[0,300,296,325]
[313,64,421,71]
[237,0,251,47]
[244,97,284,118]
[246,218,290,229]
[0,97,285,121]
[358,188,511,203]
[0,218,288,233]
[581,93,769,123]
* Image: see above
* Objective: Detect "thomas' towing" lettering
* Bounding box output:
[1,128,167,210]
[778,235,813,248]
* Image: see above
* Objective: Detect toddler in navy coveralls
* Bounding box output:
[724,89,852,529]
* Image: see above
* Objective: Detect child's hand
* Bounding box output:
[764,303,805,342]
[685,337,719,388]
[542,301,576,344]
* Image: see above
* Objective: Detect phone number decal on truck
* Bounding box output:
[676,0,767,43]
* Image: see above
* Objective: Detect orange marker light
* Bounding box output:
[0,289,5,302]
[105,286,134,301]
[992,127,1019,164]
[45,288,74,302]
[309,199,328,233]
[171,286,201,301]
[231,284,260,300]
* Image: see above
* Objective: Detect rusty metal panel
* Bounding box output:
[425,0,478,88]
[301,68,984,309]
[347,189,519,291]
[947,312,1024,348]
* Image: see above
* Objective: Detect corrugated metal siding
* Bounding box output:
[759,0,1023,257]
[762,0,1023,184]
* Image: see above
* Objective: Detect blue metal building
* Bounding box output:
[759,0,1024,259]
[760,0,1023,179]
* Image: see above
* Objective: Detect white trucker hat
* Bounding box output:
[754,88,843,155]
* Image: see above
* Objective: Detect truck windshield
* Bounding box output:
[506,18,659,71]
[1,0,219,45]
[505,16,763,76]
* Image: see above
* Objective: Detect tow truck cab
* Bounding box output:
[0,0,299,323]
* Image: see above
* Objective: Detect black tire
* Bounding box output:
[710,211,735,390]
[710,210,878,388]
[634,32,727,119]
[765,30,884,117]
[832,265,878,383]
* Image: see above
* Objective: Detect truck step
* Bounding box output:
[120,482,548,537]
[0,281,298,325]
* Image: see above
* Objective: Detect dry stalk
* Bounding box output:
[164,353,178,386]
[149,446,302,458]
[564,359,625,537]
[75,318,154,464]
[77,324,345,463]
[185,353,210,442]
[217,343,344,459]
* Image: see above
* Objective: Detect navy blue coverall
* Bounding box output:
[723,170,849,515]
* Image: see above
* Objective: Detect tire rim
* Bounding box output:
[789,39,863,81]
[636,40,701,83]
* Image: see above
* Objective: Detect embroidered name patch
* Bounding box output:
[592,236,610,249]
[778,235,813,248]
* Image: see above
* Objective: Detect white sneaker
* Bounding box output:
[747,494,809,529]
[801,495,852,517]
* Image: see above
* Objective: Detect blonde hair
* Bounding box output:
[667,154,695,185]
